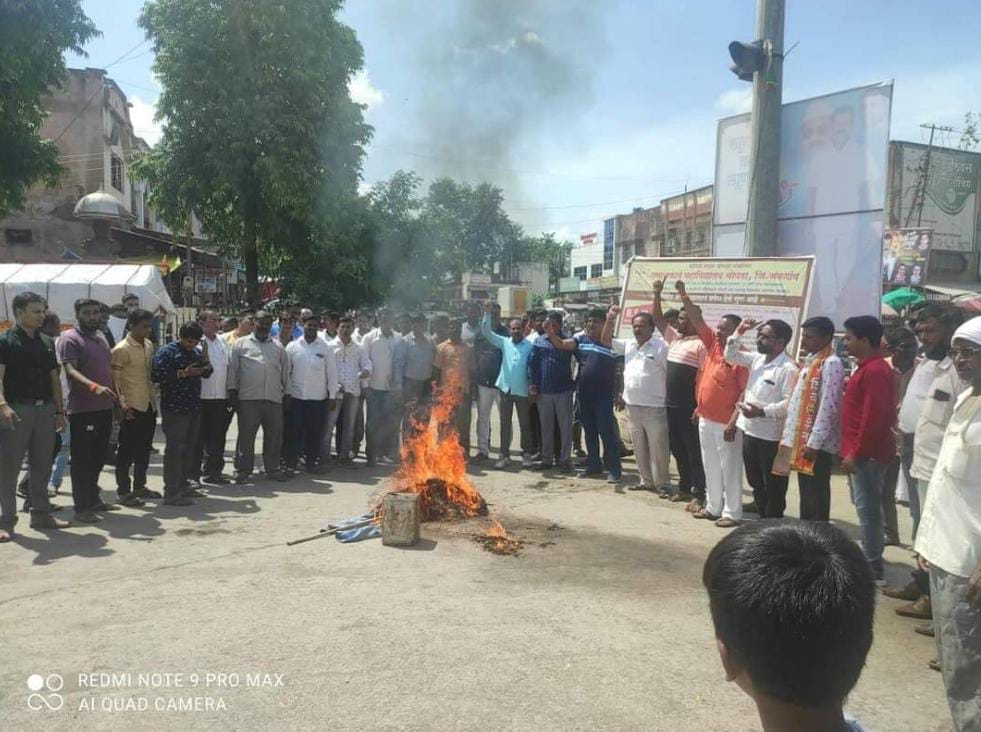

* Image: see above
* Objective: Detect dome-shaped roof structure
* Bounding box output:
[73,189,132,222]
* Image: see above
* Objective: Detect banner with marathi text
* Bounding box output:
[618,256,815,352]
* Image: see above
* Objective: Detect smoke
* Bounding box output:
[375,0,607,203]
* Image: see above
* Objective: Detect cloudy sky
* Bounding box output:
[67,0,981,241]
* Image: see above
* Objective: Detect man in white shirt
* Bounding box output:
[609,308,670,494]
[778,317,845,522]
[361,309,403,466]
[325,316,371,465]
[724,318,798,518]
[914,317,981,732]
[286,314,339,474]
[884,306,966,623]
[191,309,232,485]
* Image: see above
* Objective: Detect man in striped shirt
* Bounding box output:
[544,307,621,483]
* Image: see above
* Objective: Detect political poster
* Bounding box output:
[889,142,980,253]
[712,82,893,328]
[882,228,932,286]
[618,256,814,352]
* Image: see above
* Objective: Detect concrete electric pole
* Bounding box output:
[739,0,785,257]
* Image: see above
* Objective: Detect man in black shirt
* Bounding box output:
[0,292,71,541]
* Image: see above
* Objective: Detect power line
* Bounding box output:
[99,38,150,70]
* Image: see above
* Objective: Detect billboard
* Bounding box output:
[883,228,932,286]
[617,256,814,353]
[889,142,980,253]
[712,82,893,327]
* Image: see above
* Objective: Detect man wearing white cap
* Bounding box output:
[914,316,981,731]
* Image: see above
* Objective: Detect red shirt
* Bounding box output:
[695,324,748,425]
[840,354,897,463]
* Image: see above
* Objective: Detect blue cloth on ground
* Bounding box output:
[322,513,381,543]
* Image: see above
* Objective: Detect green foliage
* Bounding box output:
[355,170,572,309]
[960,112,980,151]
[0,0,98,217]
[135,0,371,304]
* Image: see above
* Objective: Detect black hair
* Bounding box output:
[702,521,874,708]
[12,291,46,315]
[179,322,204,340]
[41,312,60,329]
[411,313,427,323]
[763,319,793,346]
[322,310,340,320]
[74,298,102,313]
[843,315,883,347]
[801,316,835,339]
[223,316,238,329]
[338,315,355,326]
[913,303,962,330]
[238,308,256,318]
[302,313,319,323]
[127,308,155,328]
[587,308,607,321]
[632,312,655,328]
[722,314,742,328]
[662,308,680,321]
[884,325,916,348]
[546,310,564,325]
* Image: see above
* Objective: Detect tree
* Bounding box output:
[134,0,371,305]
[517,232,573,294]
[960,112,979,151]
[0,0,98,217]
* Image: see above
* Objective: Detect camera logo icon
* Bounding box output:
[27,674,64,711]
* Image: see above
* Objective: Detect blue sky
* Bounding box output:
[67,1,981,241]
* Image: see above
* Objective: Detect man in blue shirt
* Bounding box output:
[481,302,535,469]
[545,307,621,483]
[151,322,213,506]
[528,311,576,472]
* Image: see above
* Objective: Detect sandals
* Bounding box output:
[715,517,740,528]
[693,509,719,520]
[120,495,146,507]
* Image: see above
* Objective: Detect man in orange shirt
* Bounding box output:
[675,282,748,528]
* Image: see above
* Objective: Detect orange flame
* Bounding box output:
[486,520,507,538]
[387,371,486,519]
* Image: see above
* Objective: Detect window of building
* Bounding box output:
[603,218,615,270]
[590,263,602,278]
[5,228,32,245]
[111,154,124,192]
[573,266,588,281]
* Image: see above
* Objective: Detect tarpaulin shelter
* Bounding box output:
[0,263,176,331]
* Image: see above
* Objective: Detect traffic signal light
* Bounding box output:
[728,40,765,82]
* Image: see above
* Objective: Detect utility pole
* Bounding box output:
[744,0,785,257]
[905,123,952,228]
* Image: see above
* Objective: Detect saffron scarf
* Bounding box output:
[788,345,834,475]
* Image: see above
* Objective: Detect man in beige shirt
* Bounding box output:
[111,309,158,506]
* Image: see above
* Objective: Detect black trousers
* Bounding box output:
[115,407,155,495]
[666,405,705,500]
[743,434,788,518]
[797,449,833,521]
[191,399,231,480]
[70,409,113,512]
[287,399,326,468]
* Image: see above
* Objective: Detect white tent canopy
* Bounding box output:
[0,263,176,327]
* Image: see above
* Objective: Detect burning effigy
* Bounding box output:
[379,373,488,522]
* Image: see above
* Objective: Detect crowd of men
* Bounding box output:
[0,280,979,730]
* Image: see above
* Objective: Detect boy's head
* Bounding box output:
[702,521,874,711]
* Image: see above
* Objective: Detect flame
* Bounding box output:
[486,520,507,538]
[386,371,486,520]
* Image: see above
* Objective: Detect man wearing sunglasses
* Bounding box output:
[914,317,981,731]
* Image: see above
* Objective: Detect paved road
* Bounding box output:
[1,431,950,730]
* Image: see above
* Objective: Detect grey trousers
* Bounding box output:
[537,390,573,466]
[626,404,670,488]
[499,393,533,458]
[236,400,283,476]
[931,565,981,731]
[321,393,358,460]
[0,401,55,527]
[161,409,201,499]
